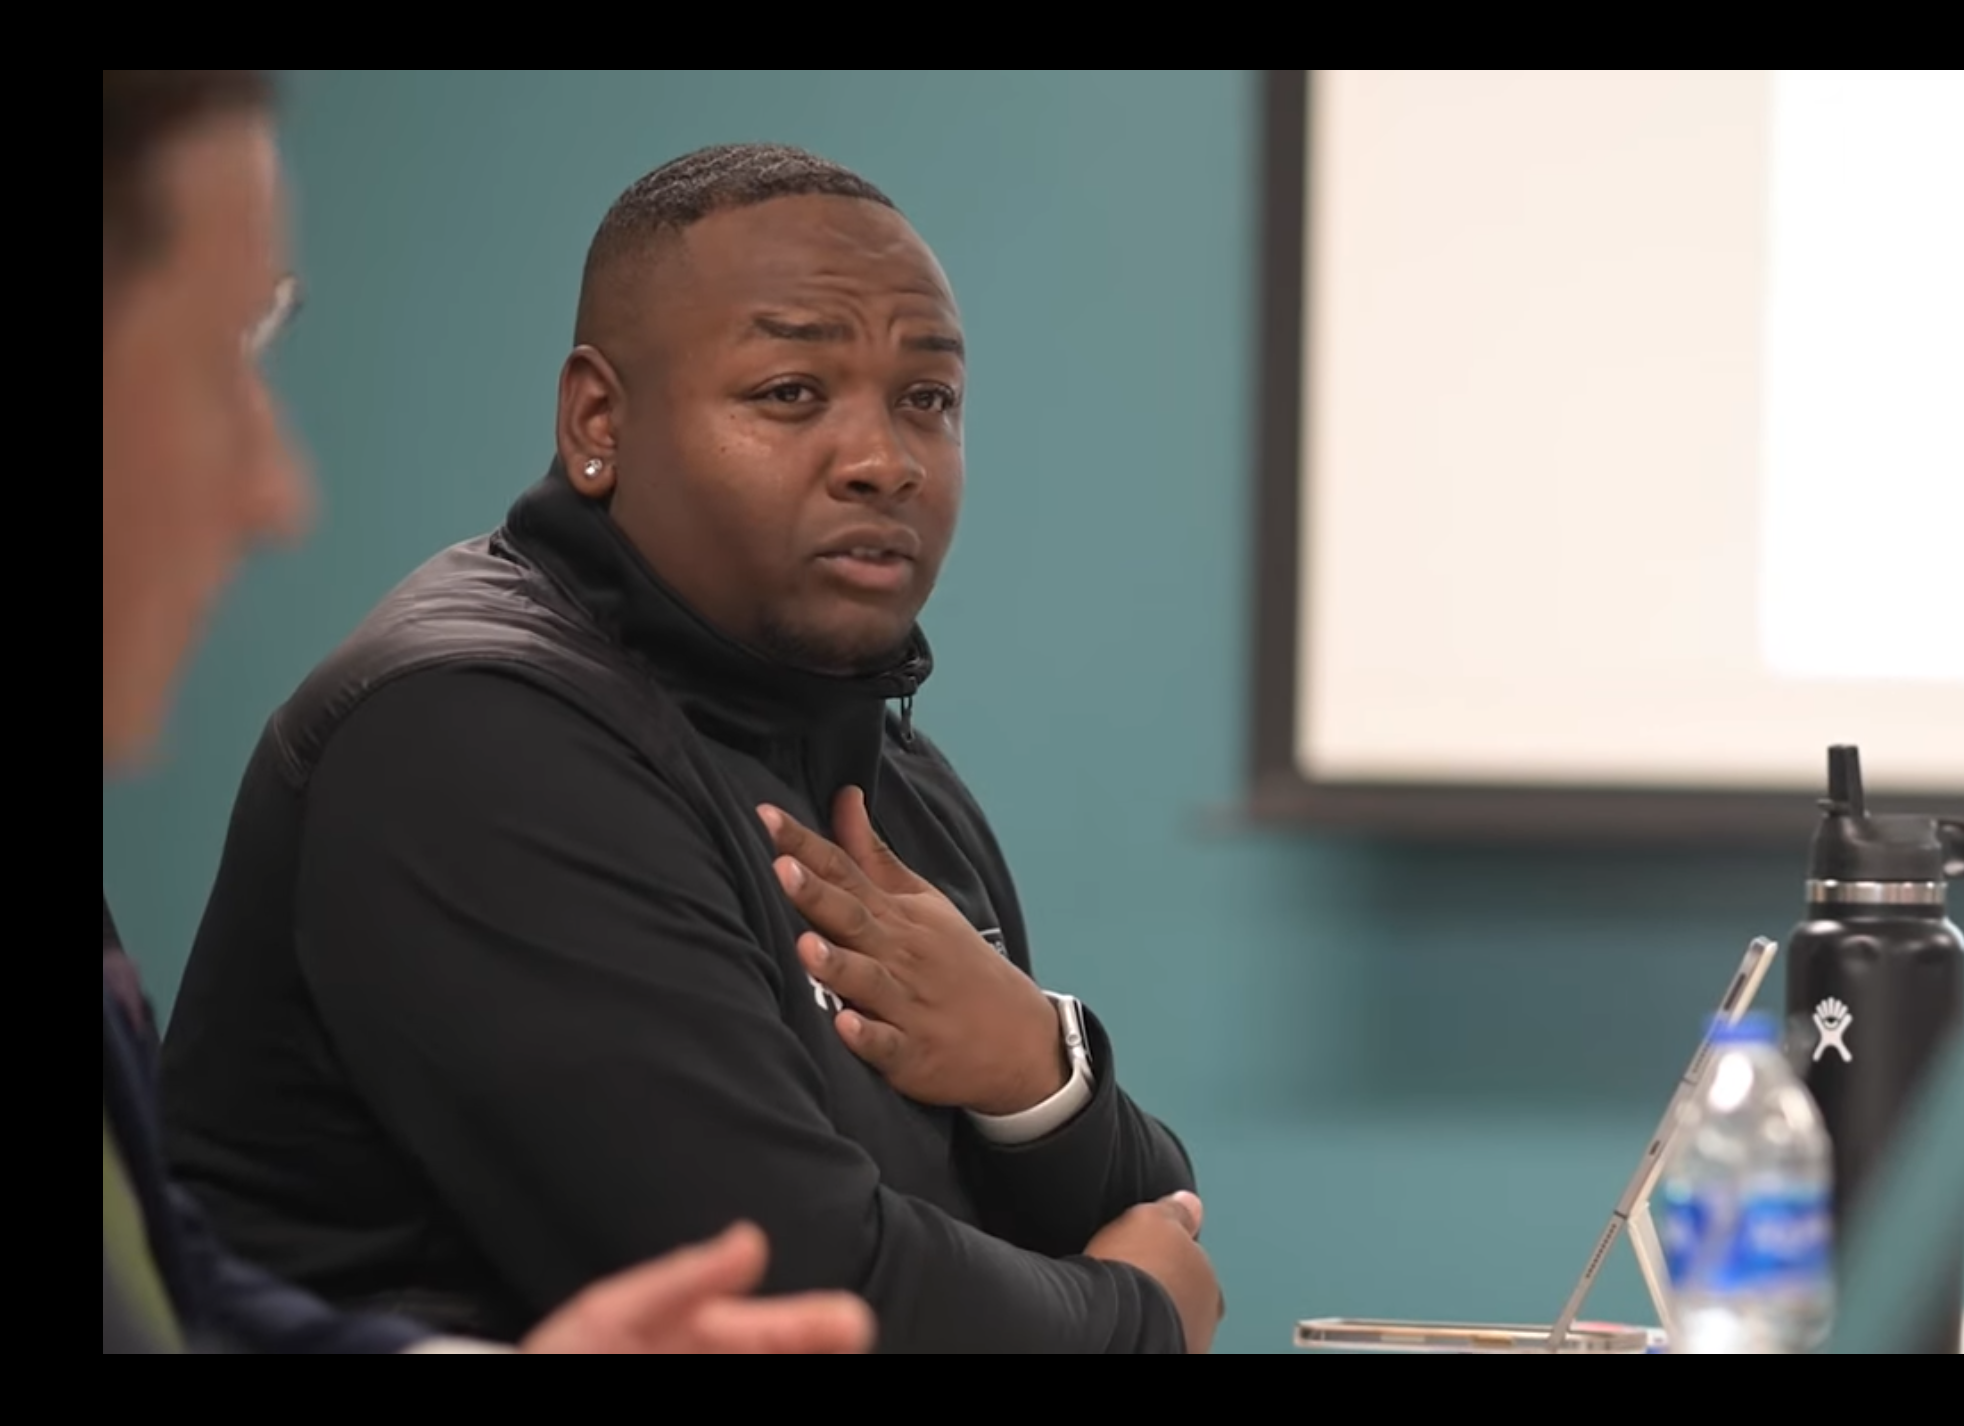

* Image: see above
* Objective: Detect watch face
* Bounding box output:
[1049,995,1090,1067]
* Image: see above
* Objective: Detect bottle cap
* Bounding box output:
[1806,745,1948,883]
[1707,1010,1777,1047]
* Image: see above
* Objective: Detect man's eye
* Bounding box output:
[762,382,814,404]
[904,387,959,413]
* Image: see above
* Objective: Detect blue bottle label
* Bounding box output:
[1660,1184,1832,1291]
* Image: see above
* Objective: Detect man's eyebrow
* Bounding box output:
[744,314,964,359]
[746,315,853,344]
[905,332,965,358]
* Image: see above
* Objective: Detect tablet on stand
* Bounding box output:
[1295,934,1780,1354]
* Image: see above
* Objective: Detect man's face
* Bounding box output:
[563,194,965,675]
[102,114,309,765]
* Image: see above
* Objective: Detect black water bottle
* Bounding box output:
[1782,745,1964,1354]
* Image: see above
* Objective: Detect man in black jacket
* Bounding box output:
[161,143,1220,1353]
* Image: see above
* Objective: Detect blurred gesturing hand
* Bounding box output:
[759,788,1068,1117]
[520,1222,873,1354]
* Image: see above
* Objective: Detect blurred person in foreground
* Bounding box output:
[102,68,873,1355]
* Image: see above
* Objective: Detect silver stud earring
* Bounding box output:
[582,458,603,480]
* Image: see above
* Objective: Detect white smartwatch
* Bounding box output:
[1049,990,1093,1081]
[967,992,1096,1146]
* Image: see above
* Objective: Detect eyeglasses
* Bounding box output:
[246,274,303,358]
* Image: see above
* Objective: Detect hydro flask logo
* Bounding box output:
[1812,997,1853,1063]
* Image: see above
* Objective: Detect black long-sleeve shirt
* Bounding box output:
[161,463,1196,1352]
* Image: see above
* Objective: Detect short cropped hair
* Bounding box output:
[574,142,896,343]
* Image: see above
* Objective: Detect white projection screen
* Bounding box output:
[1248,71,1964,842]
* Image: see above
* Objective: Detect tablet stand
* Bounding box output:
[1542,935,1779,1350]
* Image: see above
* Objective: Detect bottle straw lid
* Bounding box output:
[1809,745,1947,884]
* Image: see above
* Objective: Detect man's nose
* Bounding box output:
[252,443,315,545]
[243,379,314,545]
[826,404,923,505]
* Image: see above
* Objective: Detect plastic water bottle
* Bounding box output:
[1658,1011,1834,1353]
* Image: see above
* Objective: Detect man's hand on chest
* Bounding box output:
[758,788,1071,1119]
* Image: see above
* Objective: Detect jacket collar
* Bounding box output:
[501,458,932,757]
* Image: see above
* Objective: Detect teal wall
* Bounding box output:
[103,70,1801,1352]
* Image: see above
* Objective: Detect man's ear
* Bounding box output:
[556,344,623,500]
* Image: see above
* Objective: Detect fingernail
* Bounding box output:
[757,805,781,832]
[809,936,830,965]
[779,858,805,890]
